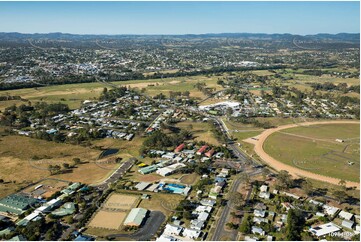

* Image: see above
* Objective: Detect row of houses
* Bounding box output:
[156,167,231,241]
[245,182,360,240]
[157,199,217,241]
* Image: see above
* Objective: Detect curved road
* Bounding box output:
[253,120,360,188]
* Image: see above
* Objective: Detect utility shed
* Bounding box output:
[135,182,150,191]
[123,208,148,227]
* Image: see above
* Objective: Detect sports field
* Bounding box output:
[262,122,360,183]
[88,210,128,230]
[88,193,139,230]
[102,193,139,211]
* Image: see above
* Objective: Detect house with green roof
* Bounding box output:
[51,202,76,217]
[61,183,81,195]
[138,165,158,175]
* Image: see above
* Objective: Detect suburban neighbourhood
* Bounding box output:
[0,1,360,241]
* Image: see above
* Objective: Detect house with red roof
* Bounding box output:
[174,143,185,153]
[205,149,215,158]
[196,145,208,155]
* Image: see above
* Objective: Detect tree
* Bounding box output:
[277,170,293,190]
[48,165,61,175]
[285,209,305,241]
[338,180,347,190]
[239,214,252,234]
[73,157,81,166]
[333,190,348,204]
[226,107,233,116]
[182,91,190,98]
[184,210,193,220]
[302,179,314,196]
[228,192,243,208]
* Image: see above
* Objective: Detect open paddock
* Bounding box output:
[175,120,220,146]
[88,210,128,230]
[0,134,118,198]
[102,193,139,211]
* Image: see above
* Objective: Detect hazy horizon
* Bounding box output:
[1,31,360,36]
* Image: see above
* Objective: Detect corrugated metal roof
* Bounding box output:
[124,208,147,226]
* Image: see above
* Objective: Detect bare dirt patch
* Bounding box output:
[88,210,127,230]
[103,193,139,210]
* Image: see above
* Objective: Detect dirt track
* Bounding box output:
[251,120,360,189]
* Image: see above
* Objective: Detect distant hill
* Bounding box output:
[0,32,359,43]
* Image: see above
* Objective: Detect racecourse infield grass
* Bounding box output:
[263,123,360,182]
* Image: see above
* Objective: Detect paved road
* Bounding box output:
[212,177,242,241]
[211,168,262,241]
[108,211,165,241]
[91,158,135,190]
[210,116,264,241]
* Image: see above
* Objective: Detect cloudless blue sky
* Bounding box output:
[0,1,359,35]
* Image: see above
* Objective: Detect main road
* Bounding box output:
[210,116,263,241]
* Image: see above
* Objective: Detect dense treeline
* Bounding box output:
[0,102,69,127]
[140,130,192,153]
[310,82,360,93]
[99,87,129,101]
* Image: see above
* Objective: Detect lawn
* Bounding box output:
[179,173,200,185]
[263,123,360,182]
[137,192,184,217]
[175,120,221,146]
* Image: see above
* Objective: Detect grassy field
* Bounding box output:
[294,74,360,86]
[0,74,224,110]
[175,120,221,146]
[92,136,145,159]
[179,173,200,185]
[263,123,360,182]
[0,134,143,198]
[137,192,184,217]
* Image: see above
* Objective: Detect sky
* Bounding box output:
[0,1,359,35]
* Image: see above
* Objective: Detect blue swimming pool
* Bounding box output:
[163,183,186,194]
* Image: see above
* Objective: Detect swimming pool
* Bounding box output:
[163,183,186,194]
